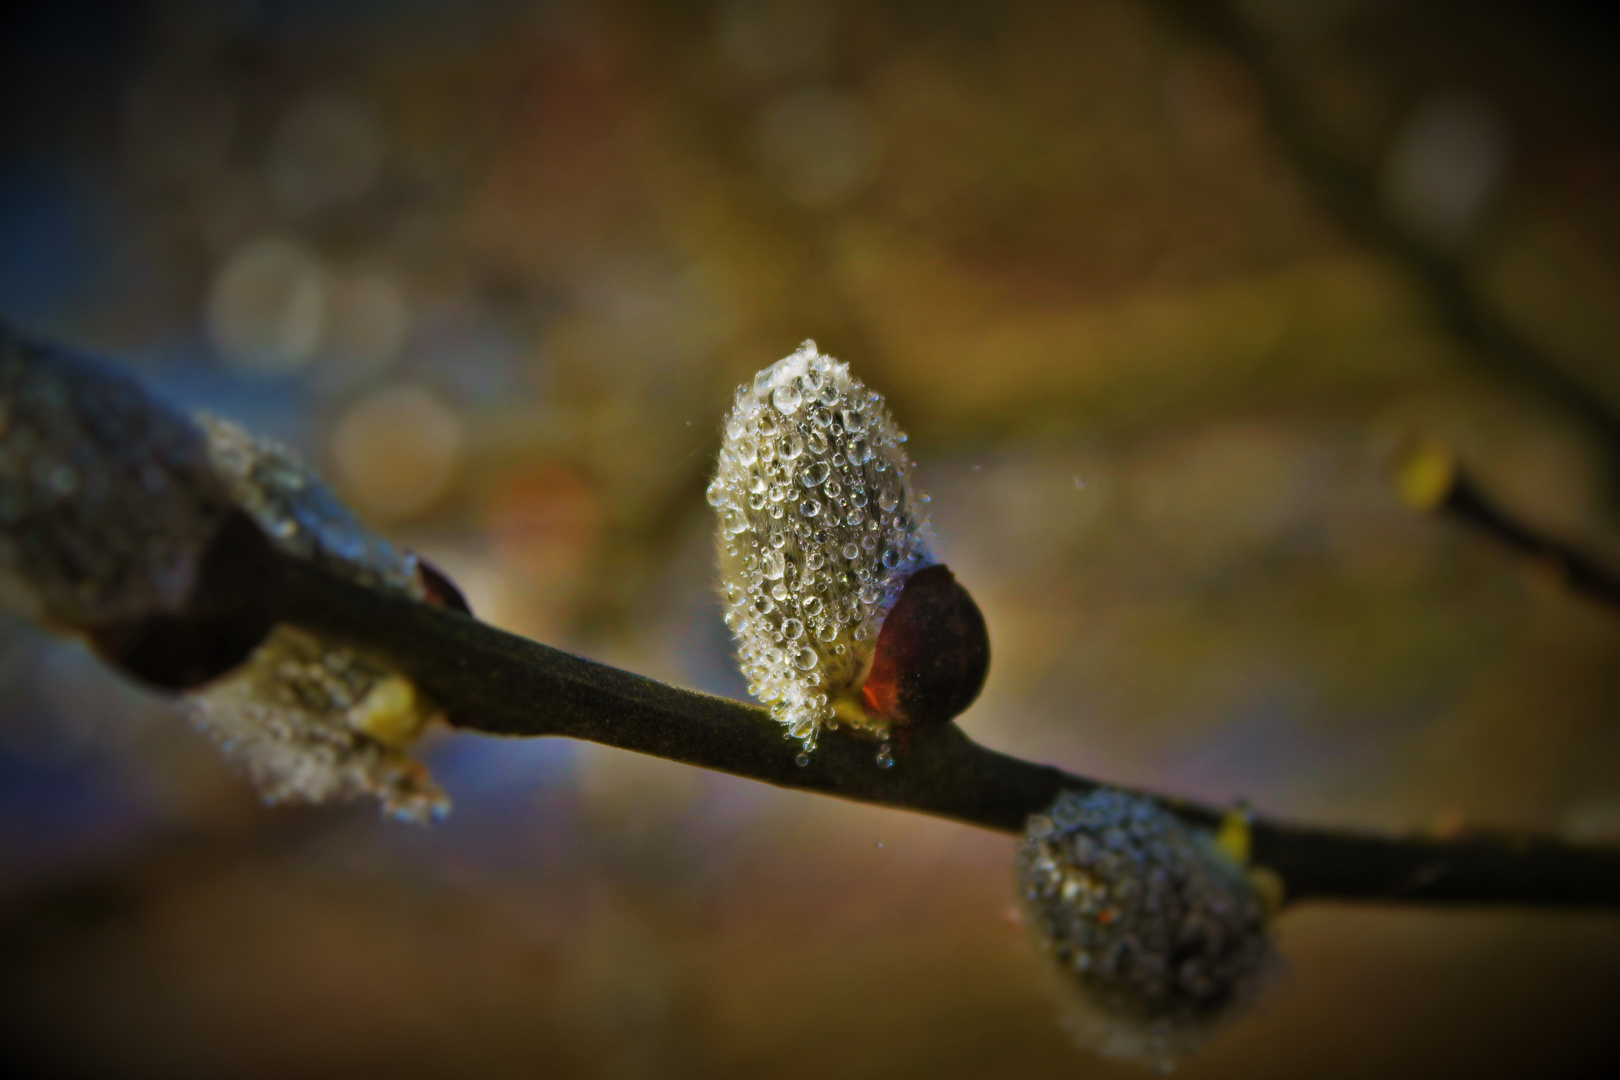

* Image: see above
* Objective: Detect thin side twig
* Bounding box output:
[1397,438,1620,612]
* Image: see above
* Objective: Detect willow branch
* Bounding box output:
[3,323,1618,911]
[273,551,1620,909]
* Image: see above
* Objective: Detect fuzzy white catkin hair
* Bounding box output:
[1016,788,1274,1066]
[709,341,935,751]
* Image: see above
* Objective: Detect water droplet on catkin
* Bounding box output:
[773,382,803,415]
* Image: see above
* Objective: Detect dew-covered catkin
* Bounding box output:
[185,626,447,822]
[1016,788,1274,1066]
[709,341,935,750]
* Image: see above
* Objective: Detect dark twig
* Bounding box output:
[1397,438,1620,612]
[4,323,1620,911]
[1156,0,1620,486]
[274,551,1620,909]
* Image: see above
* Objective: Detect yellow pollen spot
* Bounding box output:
[1216,805,1253,867]
[1395,436,1457,512]
[348,675,429,748]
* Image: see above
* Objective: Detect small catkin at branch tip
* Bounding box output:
[0,324,449,820]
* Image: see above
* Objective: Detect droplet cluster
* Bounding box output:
[185,625,448,822]
[709,341,933,749]
[1016,788,1273,1065]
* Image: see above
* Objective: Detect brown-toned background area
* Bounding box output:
[2,1,1619,1076]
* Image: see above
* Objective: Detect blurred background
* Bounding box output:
[2,0,1619,1076]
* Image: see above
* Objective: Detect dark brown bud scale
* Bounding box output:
[416,557,473,616]
[859,563,990,728]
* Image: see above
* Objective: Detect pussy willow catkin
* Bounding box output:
[710,342,990,752]
[1016,788,1274,1064]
